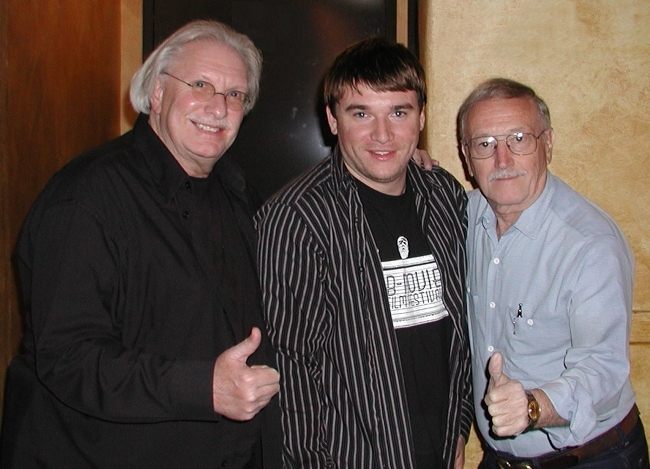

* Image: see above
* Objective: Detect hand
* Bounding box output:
[484,352,529,437]
[212,327,280,421]
[454,435,465,469]
[412,148,439,170]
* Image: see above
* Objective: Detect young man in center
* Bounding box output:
[256,37,472,469]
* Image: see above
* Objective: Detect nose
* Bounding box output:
[371,118,393,144]
[493,140,513,168]
[203,93,228,117]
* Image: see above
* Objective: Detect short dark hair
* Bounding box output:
[323,37,426,116]
[457,77,551,143]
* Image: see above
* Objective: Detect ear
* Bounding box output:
[326,105,338,135]
[150,76,165,115]
[419,108,425,131]
[544,128,555,164]
[461,143,474,177]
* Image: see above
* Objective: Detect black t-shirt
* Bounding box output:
[356,179,451,469]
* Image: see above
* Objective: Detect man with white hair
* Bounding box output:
[1,20,280,469]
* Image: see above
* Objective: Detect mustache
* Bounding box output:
[193,118,233,130]
[488,168,526,182]
[213,119,233,130]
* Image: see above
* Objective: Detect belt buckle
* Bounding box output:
[497,458,535,469]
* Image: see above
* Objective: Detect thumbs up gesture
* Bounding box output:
[212,327,280,421]
[484,352,530,437]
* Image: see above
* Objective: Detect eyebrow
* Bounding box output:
[472,128,528,138]
[342,103,416,113]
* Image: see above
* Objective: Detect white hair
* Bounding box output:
[129,20,262,115]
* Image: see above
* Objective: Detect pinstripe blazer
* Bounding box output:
[256,148,472,469]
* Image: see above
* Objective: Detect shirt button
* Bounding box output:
[220,461,229,467]
[527,319,534,326]
[493,258,500,264]
[489,302,496,308]
[488,346,494,352]
[185,181,191,189]
[182,210,189,219]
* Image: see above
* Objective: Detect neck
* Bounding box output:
[490,206,522,238]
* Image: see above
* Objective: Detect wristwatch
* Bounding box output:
[525,390,540,431]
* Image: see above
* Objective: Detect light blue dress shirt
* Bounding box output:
[467,172,636,457]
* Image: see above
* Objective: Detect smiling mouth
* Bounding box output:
[195,122,221,133]
[370,150,394,158]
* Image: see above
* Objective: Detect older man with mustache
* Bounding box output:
[460,77,649,469]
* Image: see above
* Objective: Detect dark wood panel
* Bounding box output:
[0,0,11,429]
[0,0,122,421]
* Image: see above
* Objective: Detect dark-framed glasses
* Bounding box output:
[162,72,250,111]
[466,129,549,159]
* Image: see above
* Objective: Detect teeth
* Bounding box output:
[196,123,219,132]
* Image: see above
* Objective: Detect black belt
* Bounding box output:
[495,404,640,469]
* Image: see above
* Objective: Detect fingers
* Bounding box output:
[488,351,505,386]
[485,353,507,408]
[484,352,529,436]
[212,328,280,421]
[413,148,438,170]
[225,327,262,363]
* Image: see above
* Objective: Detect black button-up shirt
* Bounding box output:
[2,114,280,468]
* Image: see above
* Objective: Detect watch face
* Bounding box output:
[527,397,540,422]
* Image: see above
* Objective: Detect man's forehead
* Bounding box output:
[175,40,245,71]
[339,85,418,108]
[467,97,540,131]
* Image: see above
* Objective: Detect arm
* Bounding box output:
[455,184,475,445]
[24,203,216,422]
[485,235,633,444]
[257,201,331,466]
[541,235,633,445]
[484,352,569,437]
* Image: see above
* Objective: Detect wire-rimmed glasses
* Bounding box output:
[162,72,250,111]
[466,129,549,159]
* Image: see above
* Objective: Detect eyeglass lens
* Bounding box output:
[189,81,248,109]
[163,72,248,110]
[470,132,539,158]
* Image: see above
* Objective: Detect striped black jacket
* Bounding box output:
[256,148,472,469]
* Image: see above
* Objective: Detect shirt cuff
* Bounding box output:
[167,359,220,421]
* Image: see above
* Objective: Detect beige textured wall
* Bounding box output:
[419,1,650,466]
[421,0,649,308]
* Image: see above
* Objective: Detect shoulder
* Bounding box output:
[548,175,626,241]
[409,163,468,212]
[545,175,633,270]
[467,188,485,213]
[22,132,141,234]
[410,162,465,194]
[48,132,139,201]
[255,156,354,242]
[259,157,335,214]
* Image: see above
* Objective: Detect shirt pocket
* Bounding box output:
[504,303,568,360]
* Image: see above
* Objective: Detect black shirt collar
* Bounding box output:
[131,113,248,204]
